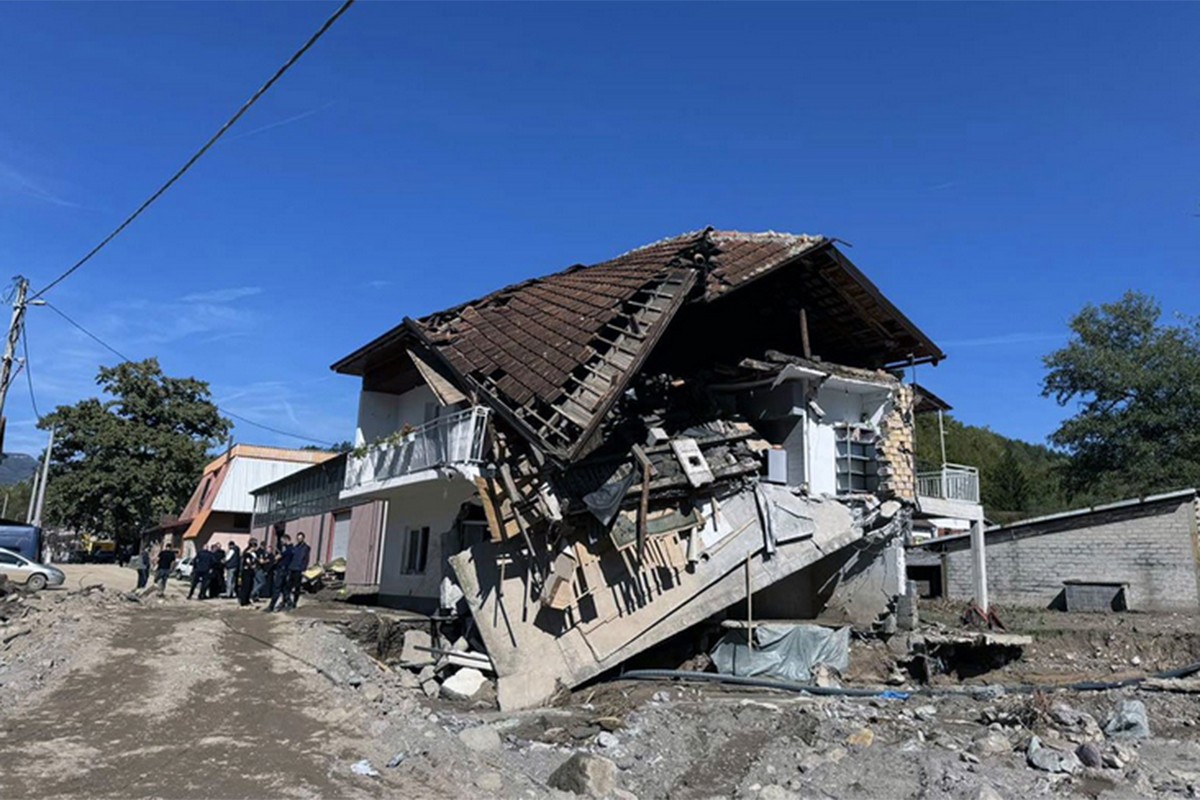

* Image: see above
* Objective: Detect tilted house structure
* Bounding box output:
[332,228,945,709]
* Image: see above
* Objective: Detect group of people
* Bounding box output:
[135,532,312,612]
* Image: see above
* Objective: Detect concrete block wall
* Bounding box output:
[939,496,1200,611]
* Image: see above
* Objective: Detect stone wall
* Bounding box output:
[932,494,1200,611]
[877,383,915,501]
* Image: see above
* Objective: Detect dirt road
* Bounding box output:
[0,600,387,799]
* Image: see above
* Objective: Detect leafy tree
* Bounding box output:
[1042,291,1200,499]
[38,359,231,546]
[0,479,34,522]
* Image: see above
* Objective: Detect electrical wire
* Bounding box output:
[29,0,356,301]
[43,301,336,447]
[21,326,41,421]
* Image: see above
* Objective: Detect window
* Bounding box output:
[402,526,430,574]
[0,551,20,566]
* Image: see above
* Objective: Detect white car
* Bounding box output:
[0,547,66,591]
[172,556,194,581]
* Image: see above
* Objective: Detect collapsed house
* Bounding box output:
[332,228,946,709]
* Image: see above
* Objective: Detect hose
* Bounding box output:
[617,659,1200,698]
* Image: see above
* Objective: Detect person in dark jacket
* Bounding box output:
[253,543,271,601]
[208,543,225,599]
[155,546,176,590]
[237,539,258,607]
[287,532,311,609]
[189,546,215,600]
[266,535,293,612]
[136,548,151,589]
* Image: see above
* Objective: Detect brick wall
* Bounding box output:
[935,495,1200,611]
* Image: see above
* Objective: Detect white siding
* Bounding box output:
[212,459,314,513]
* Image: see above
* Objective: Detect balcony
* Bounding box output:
[917,463,980,504]
[343,406,491,497]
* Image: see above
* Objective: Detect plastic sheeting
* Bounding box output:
[710,624,850,682]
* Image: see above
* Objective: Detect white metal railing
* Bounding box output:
[916,463,980,504]
[345,406,490,491]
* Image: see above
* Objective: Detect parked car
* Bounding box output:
[172,556,194,581]
[0,547,66,591]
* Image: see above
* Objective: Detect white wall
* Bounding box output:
[356,385,439,446]
[378,476,479,609]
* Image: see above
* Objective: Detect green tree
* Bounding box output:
[991,446,1030,516]
[1042,291,1200,499]
[38,359,231,546]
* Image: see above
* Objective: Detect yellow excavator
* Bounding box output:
[78,533,117,563]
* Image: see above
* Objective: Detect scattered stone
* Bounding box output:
[547,753,617,798]
[386,752,406,768]
[846,728,874,748]
[913,704,938,721]
[421,679,439,699]
[397,669,420,690]
[596,731,619,749]
[970,732,1012,758]
[360,683,384,703]
[1130,655,1142,667]
[758,785,799,800]
[1026,736,1081,774]
[974,786,1005,800]
[475,772,503,793]
[972,685,1005,701]
[346,674,364,688]
[350,759,379,777]
[812,664,840,688]
[1075,742,1102,768]
[440,667,488,701]
[400,629,433,666]
[1104,700,1150,740]
[960,751,981,764]
[652,691,671,703]
[417,665,436,683]
[458,724,502,753]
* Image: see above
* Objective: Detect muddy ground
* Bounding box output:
[2,569,1200,799]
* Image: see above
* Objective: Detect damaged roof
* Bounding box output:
[333,228,944,462]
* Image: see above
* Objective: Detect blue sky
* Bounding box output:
[0,2,1196,455]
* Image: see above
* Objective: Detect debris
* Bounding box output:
[400,629,433,667]
[1141,677,1200,694]
[1026,736,1081,774]
[458,724,502,753]
[970,732,1012,758]
[1075,742,1102,768]
[385,752,406,768]
[595,731,619,748]
[440,667,488,701]
[651,691,670,703]
[360,683,383,703]
[1104,699,1150,740]
[846,728,874,748]
[350,759,379,777]
[475,772,503,793]
[547,753,618,798]
[710,624,850,682]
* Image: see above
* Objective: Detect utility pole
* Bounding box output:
[31,426,54,528]
[0,277,30,448]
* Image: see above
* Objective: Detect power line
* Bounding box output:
[30,0,356,301]
[44,302,132,363]
[21,326,40,421]
[41,302,336,448]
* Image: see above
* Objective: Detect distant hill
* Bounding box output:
[0,454,38,487]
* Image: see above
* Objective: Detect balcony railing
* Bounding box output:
[345,406,491,492]
[916,463,980,504]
